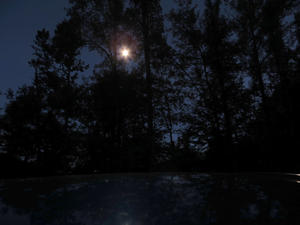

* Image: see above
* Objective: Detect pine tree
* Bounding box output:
[169,0,251,168]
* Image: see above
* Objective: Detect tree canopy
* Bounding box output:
[0,0,300,177]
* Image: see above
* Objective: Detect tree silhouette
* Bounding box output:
[1,0,300,177]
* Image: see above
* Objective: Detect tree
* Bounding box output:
[68,0,175,170]
[127,0,177,168]
[0,18,88,174]
[169,0,252,169]
[260,0,297,121]
[231,0,270,121]
[67,0,146,171]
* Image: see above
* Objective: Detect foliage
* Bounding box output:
[0,0,300,177]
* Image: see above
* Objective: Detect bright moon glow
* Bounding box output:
[121,48,130,58]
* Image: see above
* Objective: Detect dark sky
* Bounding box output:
[0,0,187,111]
[0,0,69,109]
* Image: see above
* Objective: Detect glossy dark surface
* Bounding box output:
[0,173,299,225]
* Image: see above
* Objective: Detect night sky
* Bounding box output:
[0,0,70,109]
[0,0,198,111]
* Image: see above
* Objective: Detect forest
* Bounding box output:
[0,0,300,178]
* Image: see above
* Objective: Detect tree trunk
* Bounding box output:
[141,2,154,170]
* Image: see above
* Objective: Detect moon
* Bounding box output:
[121,48,130,58]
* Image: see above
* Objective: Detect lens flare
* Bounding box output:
[121,48,130,58]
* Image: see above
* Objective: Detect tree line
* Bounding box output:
[0,0,300,177]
